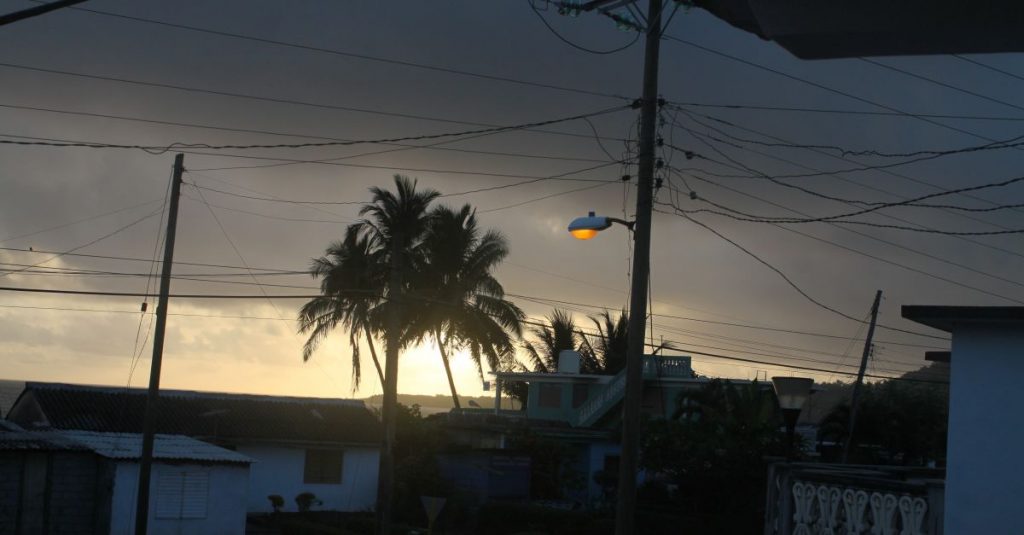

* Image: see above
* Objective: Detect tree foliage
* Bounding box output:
[818,379,948,465]
[640,380,785,524]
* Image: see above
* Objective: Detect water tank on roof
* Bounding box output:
[557,350,581,374]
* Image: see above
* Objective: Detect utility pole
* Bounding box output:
[615,0,662,533]
[134,153,185,534]
[842,289,882,464]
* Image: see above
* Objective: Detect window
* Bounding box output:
[572,384,589,408]
[156,470,208,519]
[304,449,344,484]
[538,384,561,408]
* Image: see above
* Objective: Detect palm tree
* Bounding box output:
[408,204,524,409]
[298,225,386,389]
[298,175,438,534]
[357,175,439,535]
[521,309,588,373]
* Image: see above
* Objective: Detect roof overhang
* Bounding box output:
[902,306,1024,333]
[692,0,1024,59]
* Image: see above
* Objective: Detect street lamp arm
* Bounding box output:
[606,217,635,231]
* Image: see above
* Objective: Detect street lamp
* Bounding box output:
[771,376,813,458]
[567,211,635,240]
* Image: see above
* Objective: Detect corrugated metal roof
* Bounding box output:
[12,382,382,445]
[59,431,254,463]
[0,427,90,452]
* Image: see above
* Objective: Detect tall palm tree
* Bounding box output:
[298,225,386,389]
[298,175,438,534]
[409,204,524,409]
[358,175,439,535]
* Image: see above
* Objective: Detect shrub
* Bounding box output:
[268,494,284,513]
[295,492,322,513]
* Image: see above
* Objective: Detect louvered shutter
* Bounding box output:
[155,470,209,519]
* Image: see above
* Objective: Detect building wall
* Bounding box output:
[944,326,1024,534]
[237,443,379,513]
[526,381,602,423]
[0,451,111,535]
[109,461,249,535]
[585,441,621,505]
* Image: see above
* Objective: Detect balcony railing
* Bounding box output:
[642,355,692,378]
[764,463,945,535]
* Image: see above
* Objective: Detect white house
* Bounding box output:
[903,305,1024,535]
[0,425,251,534]
[6,382,382,514]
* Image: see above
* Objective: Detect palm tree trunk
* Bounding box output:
[363,324,385,389]
[375,235,402,535]
[435,328,461,409]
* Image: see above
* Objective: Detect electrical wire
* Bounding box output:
[527,0,640,55]
[952,55,1024,83]
[29,0,631,101]
[653,207,948,340]
[0,210,163,279]
[670,101,1024,122]
[669,169,1024,300]
[859,57,1024,115]
[0,105,630,154]
[0,198,162,245]
[0,103,614,165]
[0,62,632,143]
[0,285,945,384]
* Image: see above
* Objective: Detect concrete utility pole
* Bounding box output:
[842,289,882,464]
[615,0,662,533]
[135,153,185,534]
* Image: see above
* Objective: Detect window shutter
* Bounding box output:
[155,470,209,519]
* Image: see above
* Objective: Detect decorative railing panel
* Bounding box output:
[790,481,927,535]
[642,355,692,377]
[764,463,943,535]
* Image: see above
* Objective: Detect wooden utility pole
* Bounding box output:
[842,289,882,464]
[134,154,184,534]
[615,0,662,533]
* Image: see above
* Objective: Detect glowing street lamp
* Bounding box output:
[568,211,635,240]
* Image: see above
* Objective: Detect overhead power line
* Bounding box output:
[0,103,614,165]
[0,62,631,144]
[670,101,1024,122]
[0,105,630,154]
[0,210,163,279]
[668,169,1024,301]
[0,285,944,384]
[653,207,948,340]
[667,170,1024,235]
[33,0,631,101]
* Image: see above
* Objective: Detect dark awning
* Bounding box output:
[693,0,1024,59]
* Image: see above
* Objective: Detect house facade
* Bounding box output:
[6,382,382,514]
[443,352,761,505]
[903,305,1024,535]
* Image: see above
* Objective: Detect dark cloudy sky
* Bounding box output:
[1,0,1020,399]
